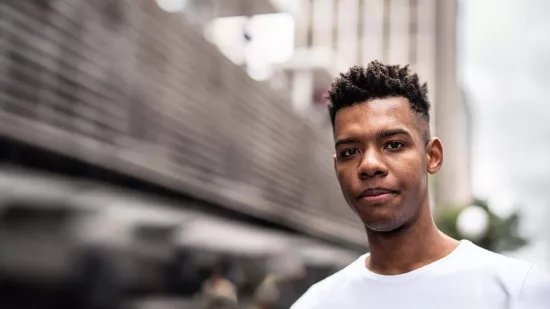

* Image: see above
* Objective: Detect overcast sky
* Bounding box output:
[462,0,550,268]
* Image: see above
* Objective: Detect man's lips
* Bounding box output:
[357,187,398,203]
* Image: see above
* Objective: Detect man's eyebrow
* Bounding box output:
[335,129,413,148]
[334,137,360,148]
[378,128,412,139]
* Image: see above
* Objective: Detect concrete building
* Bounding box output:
[0,0,365,248]
[433,0,473,208]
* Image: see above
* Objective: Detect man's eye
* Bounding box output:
[385,141,404,151]
[341,148,359,158]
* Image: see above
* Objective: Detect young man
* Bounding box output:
[291,61,550,309]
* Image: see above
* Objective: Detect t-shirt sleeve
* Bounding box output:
[517,265,550,308]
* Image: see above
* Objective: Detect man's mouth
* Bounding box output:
[357,187,398,203]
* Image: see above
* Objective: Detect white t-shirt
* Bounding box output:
[291,240,550,309]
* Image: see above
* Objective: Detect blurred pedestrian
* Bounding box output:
[291,61,550,309]
[200,260,239,309]
[249,274,280,309]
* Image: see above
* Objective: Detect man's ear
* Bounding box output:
[333,154,337,174]
[426,137,443,174]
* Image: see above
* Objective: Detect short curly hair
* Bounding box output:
[327,60,430,138]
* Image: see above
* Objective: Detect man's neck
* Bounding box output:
[365,205,459,275]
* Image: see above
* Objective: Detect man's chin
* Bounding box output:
[362,217,407,233]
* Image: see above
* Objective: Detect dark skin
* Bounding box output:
[333,96,459,275]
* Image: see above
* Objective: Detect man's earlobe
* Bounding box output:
[426,138,443,174]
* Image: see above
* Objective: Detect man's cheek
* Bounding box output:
[337,174,353,191]
[335,169,345,184]
[339,178,355,199]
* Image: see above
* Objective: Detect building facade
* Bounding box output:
[0,0,364,248]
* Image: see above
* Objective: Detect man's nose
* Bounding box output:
[357,149,388,179]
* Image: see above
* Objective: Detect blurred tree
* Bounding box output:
[436,198,528,253]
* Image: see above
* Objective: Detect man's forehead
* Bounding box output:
[334,97,417,133]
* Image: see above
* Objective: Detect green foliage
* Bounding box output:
[435,198,528,253]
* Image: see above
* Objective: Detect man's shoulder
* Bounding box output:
[456,241,547,296]
[290,255,364,309]
[459,241,533,274]
[461,244,550,308]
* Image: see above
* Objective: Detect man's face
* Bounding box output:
[333,97,437,232]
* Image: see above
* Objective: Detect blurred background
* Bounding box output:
[0,0,547,308]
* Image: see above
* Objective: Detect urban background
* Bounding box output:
[0,0,547,308]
